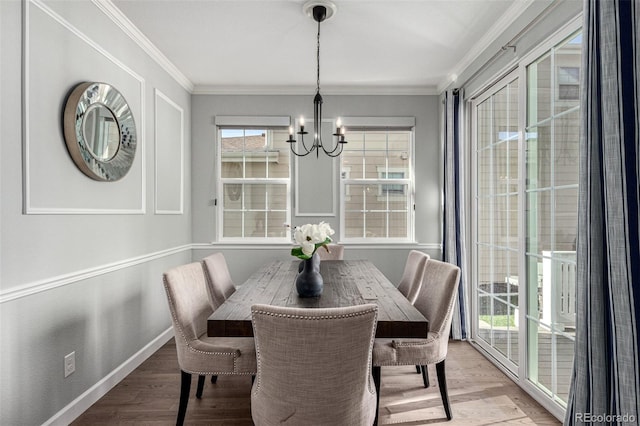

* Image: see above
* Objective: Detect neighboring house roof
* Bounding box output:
[222,134,266,152]
[221,133,280,163]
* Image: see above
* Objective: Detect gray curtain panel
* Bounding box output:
[443,89,470,340]
[565,1,640,424]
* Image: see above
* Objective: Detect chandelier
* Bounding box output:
[287,1,347,158]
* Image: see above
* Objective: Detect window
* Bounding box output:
[340,128,414,241]
[217,125,291,241]
[557,66,580,100]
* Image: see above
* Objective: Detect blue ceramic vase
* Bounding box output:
[296,252,323,297]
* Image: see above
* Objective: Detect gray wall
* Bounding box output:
[191,94,443,283]
[0,1,191,424]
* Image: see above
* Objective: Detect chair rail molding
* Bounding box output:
[0,245,192,303]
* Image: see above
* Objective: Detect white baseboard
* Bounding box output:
[43,328,174,426]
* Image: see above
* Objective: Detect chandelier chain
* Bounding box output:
[316,19,321,92]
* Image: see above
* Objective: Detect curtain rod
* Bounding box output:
[459,0,564,91]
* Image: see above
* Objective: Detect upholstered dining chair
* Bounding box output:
[396,250,430,305]
[316,243,345,261]
[372,259,461,421]
[163,262,256,426]
[201,252,236,310]
[250,303,379,426]
[396,250,430,380]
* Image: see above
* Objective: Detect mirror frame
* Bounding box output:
[63,82,137,181]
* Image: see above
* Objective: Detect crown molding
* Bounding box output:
[193,84,438,96]
[94,0,194,92]
[436,0,536,93]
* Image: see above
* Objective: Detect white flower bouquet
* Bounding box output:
[291,222,335,260]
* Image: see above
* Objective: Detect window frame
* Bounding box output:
[339,123,415,243]
[215,121,292,243]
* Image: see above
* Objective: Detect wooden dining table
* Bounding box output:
[207,259,428,338]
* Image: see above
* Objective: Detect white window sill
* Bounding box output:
[195,241,441,251]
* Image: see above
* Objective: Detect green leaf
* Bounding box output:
[291,247,311,260]
[315,238,331,250]
[291,237,331,260]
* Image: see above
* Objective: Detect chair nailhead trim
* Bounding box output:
[184,370,255,375]
[392,334,437,347]
[164,278,251,374]
[251,308,378,320]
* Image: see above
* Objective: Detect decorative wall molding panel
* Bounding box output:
[24,0,145,214]
[154,89,184,214]
[294,119,337,217]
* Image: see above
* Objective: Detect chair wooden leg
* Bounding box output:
[420,365,430,387]
[196,375,205,399]
[372,366,381,426]
[177,370,191,426]
[436,360,452,420]
[415,365,421,374]
[211,375,218,384]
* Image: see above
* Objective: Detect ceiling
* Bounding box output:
[110,0,540,94]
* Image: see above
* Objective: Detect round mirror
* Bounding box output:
[63,82,137,181]
[82,104,120,161]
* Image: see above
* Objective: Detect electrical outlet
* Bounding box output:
[64,352,75,378]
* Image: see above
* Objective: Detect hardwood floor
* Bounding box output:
[72,339,561,425]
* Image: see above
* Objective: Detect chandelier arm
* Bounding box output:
[324,142,345,157]
[289,140,315,157]
[298,132,313,153]
[324,139,344,155]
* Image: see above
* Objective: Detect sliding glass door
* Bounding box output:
[472,22,582,414]
[525,30,581,406]
[473,72,520,372]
